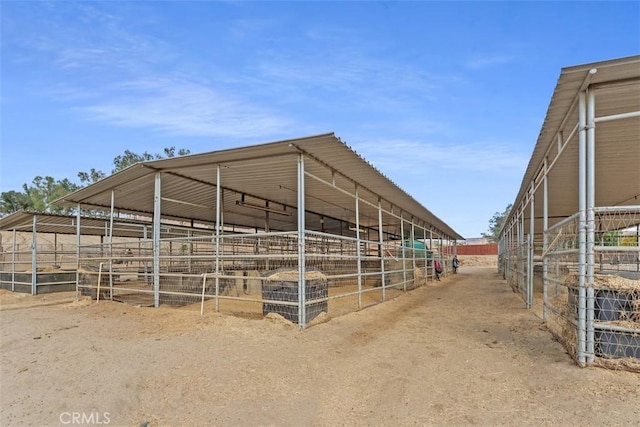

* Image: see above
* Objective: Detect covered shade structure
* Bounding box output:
[54,133,462,327]
[498,55,640,368]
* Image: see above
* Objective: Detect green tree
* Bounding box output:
[111,146,190,173]
[0,190,33,213]
[0,176,81,215]
[26,176,80,213]
[1,146,191,216]
[482,204,512,242]
[77,168,106,185]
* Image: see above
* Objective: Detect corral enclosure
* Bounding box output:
[499,55,640,369]
[3,134,463,328]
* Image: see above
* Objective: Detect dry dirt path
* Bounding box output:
[1,267,638,426]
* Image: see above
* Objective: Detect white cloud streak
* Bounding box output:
[78,77,292,138]
[465,53,518,70]
[354,139,528,175]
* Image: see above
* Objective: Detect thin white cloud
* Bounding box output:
[465,53,517,70]
[354,139,528,174]
[78,77,292,138]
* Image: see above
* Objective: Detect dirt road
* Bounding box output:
[1,266,638,426]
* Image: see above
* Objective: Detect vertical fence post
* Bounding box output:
[355,185,362,309]
[31,215,37,295]
[586,87,596,364]
[528,183,535,309]
[400,217,406,291]
[215,165,222,313]
[378,198,386,301]
[542,158,549,321]
[577,90,587,366]
[153,172,162,308]
[76,204,81,299]
[297,153,307,328]
[11,229,16,292]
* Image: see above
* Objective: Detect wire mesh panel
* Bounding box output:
[544,214,581,361]
[512,241,530,305]
[502,247,519,295]
[544,208,640,369]
[592,207,640,366]
[74,228,444,326]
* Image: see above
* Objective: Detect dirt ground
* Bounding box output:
[1,259,639,426]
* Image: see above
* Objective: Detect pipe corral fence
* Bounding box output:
[501,207,640,368]
[75,229,456,325]
[0,215,458,325]
[0,231,81,294]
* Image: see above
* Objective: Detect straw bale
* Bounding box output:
[563,273,640,291]
[593,274,640,291]
[306,311,329,327]
[264,270,326,282]
[593,357,640,373]
[264,312,295,326]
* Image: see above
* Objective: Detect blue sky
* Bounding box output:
[1,1,639,238]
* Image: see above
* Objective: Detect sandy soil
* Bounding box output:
[1,264,639,426]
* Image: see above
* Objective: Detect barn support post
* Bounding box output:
[521,210,526,294]
[11,229,16,292]
[400,216,407,291]
[215,164,222,313]
[187,230,192,272]
[76,204,81,298]
[108,189,115,301]
[411,221,417,279]
[439,236,444,277]
[54,233,58,267]
[297,153,307,328]
[542,158,549,321]
[527,233,532,308]
[528,182,535,309]
[429,229,434,280]
[153,172,162,308]
[355,185,362,309]
[637,224,640,273]
[31,215,37,295]
[423,226,428,284]
[143,225,150,286]
[378,198,386,301]
[586,87,596,364]
[577,90,587,366]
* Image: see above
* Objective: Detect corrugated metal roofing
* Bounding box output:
[506,55,640,235]
[53,133,463,240]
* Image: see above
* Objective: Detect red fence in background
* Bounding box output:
[456,244,498,255]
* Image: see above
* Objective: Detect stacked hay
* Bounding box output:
[560,273,640,366]
[262,268,328,325]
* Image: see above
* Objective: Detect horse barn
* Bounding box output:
[19,133,462,328]
[498,55,640,368]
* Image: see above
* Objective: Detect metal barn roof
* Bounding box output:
[54,133,463,240]
[506,55,640,236]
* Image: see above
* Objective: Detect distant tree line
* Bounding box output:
[0,147,190,216]
[481,204,512,242]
